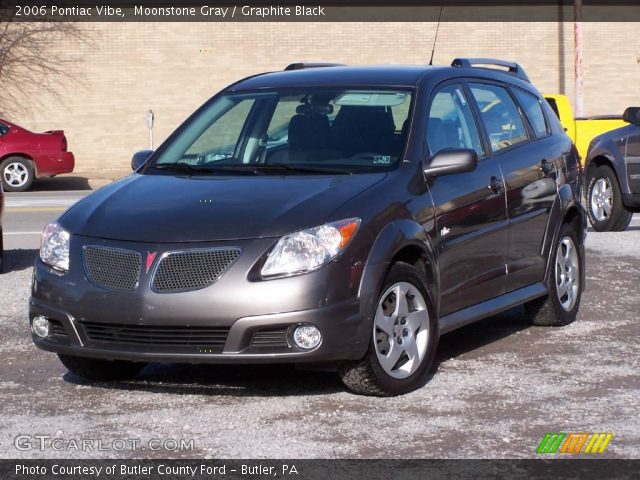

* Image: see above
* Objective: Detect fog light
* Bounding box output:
[32,316,50,338]
[293,324,321,350]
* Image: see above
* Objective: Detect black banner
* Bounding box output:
[2,459,640,480]
[2,1,640,21]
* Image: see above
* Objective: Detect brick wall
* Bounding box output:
[7,22,640,178]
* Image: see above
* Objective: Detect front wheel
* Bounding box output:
[339,262,438,396]
[58,354,146,381]
[586,165,632,232]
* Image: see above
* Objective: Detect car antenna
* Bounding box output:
[428,5,444,66]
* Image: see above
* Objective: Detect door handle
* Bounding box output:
[488,176,504,194]
[539,159,554,175]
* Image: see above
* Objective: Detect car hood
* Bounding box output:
[60,173,386,242]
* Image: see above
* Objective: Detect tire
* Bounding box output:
[339,262,438,396]
[58,354,145,381]
[524,222,583,326]
[1,156,35,192]
[586,165,632,232]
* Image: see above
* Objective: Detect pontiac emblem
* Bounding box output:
[146,251,158,273]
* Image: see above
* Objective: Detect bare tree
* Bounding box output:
[0,13,86,117]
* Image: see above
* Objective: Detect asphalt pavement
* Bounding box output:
[0,187,639,459]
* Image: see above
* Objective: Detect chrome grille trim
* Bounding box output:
[151,247,241,293]
[83,246,141,291]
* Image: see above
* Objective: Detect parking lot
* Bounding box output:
[1,189,639,459]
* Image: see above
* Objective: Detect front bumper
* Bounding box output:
[29,234,371,364]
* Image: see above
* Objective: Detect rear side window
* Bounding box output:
[0,123,8,136]
[469,83,530,153]
[514,89,549,137]
[427,85,483,157]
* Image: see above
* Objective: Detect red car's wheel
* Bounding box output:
[1,156,34,192]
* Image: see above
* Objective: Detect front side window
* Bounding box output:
[427,85,483,157]
[513,88,549,137]
[151,88,413,175]
[470,83,530,152]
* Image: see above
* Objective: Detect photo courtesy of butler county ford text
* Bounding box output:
[0,1,639,479]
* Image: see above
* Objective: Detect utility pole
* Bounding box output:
[574,0,584,117]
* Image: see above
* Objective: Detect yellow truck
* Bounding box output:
[544,94,628,163]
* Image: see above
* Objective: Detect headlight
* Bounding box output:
[261,218,361,277]
[40,222,70,272]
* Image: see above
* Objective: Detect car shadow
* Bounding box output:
[63,363,345,397]
[1,249,38,273]
[62,306,531,398]
[30,176,92,191]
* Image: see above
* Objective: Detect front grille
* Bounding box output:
[83,246,141,291]
[81,322,229,352]
[152,248,241,293]
[251,329,290,349]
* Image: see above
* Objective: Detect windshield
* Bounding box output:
[149,88,413,175]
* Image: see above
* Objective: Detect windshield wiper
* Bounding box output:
[153,163,257,175]
[249,164,353,175]
[153,162,353,176]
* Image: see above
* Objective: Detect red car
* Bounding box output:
[0,119,75,192]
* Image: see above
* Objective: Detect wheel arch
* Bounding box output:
[542,186,587,288]
[0,153,38,177]
[358,219,439,324]
[586,146,630,195]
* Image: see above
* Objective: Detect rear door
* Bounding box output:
[426,84,508,316]
[469,83,559,292]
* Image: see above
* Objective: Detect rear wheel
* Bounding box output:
[586,165,632,231]
[58,354,145,381]
[524,222,583,326]
[339,262,438,396]
[1,157,34,192]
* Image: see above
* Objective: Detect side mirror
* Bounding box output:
[131,150,153,171]
[623,107,640,126]
[423,148,478,177]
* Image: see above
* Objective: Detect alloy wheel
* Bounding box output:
[590,177,612,222]
[3,162,29,188]
[555,236,579,312]
[373,282,430,379]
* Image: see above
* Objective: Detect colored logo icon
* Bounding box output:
[537,433,613,454]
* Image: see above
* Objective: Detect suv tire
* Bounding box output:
[339,262,438,396]
[524,222,583,326]
[586,165,632,232]
[58,354,145,381]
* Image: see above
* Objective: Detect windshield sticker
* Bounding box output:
[373,155,391,164]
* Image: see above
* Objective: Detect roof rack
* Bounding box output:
[451,58,530,83]
[284,62,346,71]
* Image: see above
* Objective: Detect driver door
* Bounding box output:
[426,84,509,316]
